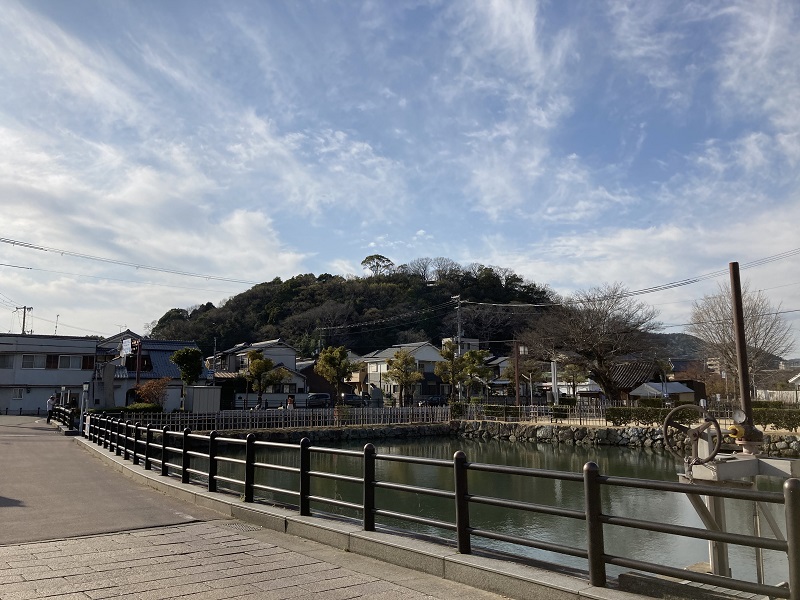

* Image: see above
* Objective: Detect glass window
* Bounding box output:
[0,354,13,369]
[12,388,24,400]
[46,354,59,369]
[22,354,46,369]
[59,355,82,369]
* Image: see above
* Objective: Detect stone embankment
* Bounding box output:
[452,420,800,457]
[211,420,799,457]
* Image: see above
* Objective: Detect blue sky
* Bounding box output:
[1,0,798,355]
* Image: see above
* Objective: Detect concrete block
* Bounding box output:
[285,515,359,550]
[350,530,452,578]
[446,553,588,600]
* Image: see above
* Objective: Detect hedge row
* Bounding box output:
[88,403,163,415]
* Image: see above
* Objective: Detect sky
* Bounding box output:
[1,0,798,357]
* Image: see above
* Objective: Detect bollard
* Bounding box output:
[454,450,471,554]
[584,461,607,587]
[363,443,376,531]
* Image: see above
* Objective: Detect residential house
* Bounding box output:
[0,333,97,414]
[630,381,696,405]
[94,331,208,411]
[361,342,445,403]
[212,339,306,408]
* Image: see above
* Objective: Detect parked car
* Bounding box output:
[418,396,447,407]
[305,393,331,408]
[340,393,367,407]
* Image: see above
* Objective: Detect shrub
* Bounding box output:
[752,401,784,410]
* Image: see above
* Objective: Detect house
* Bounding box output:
[361,342,445,402]
[211,339,307,408]
[94,331,209,411]
[608,361,659,404]
[630,381,696,405]
[0,333,98,414]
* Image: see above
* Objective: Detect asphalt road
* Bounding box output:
[0,415,224,545]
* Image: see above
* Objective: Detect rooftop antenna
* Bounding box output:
[54,314,59,335]
[115,324,127,333]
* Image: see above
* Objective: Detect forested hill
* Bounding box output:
[148,259,554,357]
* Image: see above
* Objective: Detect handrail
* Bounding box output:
[84,414,799,600]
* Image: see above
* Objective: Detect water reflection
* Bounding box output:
[342,438,789,585]
[198,436,790,585]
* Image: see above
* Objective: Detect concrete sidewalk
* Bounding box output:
[0,416,510,599]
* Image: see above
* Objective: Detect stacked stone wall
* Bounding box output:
[451,420,800,457]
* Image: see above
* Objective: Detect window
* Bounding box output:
[22,354,46,369]
[0,354,13,369]
[59,355,82,370]
[12,388,23,400]
[82,355,95,370]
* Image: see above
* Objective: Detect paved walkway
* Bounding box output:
[0,416,509,599]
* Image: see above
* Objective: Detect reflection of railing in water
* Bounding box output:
[86,414,799,600]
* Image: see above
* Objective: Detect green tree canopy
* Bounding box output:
[245,350,275,404]
[170,347,204,394]
[384,349,424,407]
[314,346,360,401]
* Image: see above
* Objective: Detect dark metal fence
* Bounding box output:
[85,414,799,599]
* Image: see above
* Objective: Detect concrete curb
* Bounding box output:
[71,434,648,600]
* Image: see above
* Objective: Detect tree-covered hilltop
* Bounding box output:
[147,257,555,357]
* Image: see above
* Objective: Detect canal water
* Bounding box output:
[217,436,790,585]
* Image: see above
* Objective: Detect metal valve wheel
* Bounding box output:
[662,404,722,465]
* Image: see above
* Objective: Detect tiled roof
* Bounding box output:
[611,362,657,390]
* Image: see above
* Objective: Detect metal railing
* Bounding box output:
[84,414,799,599]
[88,406,452,432]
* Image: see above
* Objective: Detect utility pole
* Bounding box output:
[452,295,462,401]
[15,306,32,334]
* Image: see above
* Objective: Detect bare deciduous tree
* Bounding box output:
[687,281,795,393]
[519,283,661,401]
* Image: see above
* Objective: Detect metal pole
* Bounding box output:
[454,450,471,554]
[584,461,607,587]
[785,478,800,600]
[181,428,191,484]
[299,438,311,515]
[244,433,255,502]
[208,431,218,493]
[363,443,376,531]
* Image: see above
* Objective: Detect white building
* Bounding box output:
[0,334,98,415]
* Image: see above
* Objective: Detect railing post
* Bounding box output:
[123,421,131,461]
[299,437,311,516]
[115,419,122,456]
[102,415,109,448]
[584,461,607,587]
[244,433,255,502]
[785,478,800,600]
[363,443,376,531]
[161,426,169,476]
[208,431,218,493]
[454,450,471,554]
[181,428,191,484]
[144,425,152,470]
[132,422,140,465]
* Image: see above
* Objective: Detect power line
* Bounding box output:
[0,237,261,285]
[0,262,241,295]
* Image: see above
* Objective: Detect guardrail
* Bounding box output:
[84,414,799,599]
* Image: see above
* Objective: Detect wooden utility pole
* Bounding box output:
[15,306,32,334]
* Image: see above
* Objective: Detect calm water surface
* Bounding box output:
[218,436,790,585]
